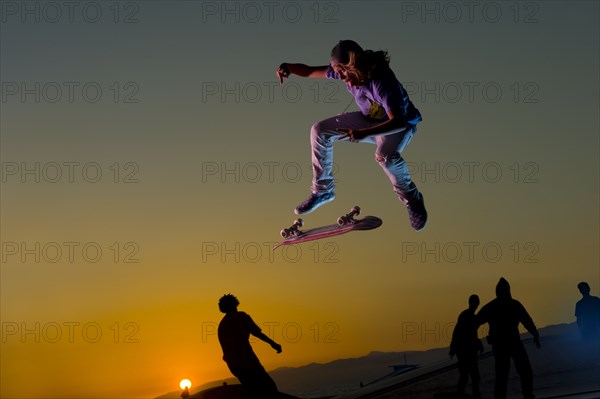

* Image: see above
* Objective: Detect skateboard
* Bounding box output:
[273,206,383,250]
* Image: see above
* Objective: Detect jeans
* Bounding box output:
[227,362,279,398]
[310,111,421,205]
[456,352,481,397]
[492,341,534,399]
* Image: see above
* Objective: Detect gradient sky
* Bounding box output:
[1,1,599,398]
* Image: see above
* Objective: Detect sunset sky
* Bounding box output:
[1,1,598,398]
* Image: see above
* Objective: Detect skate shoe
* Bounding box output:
[407,193,428,231]
[294,192,335,215]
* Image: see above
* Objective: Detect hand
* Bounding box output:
[336,128,367,142]
[272,342,282,353]
[276,63,290,84]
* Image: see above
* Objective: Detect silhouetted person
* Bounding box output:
[217,294,282,399]
[575,282,600,340]
[477,278,540,399]
[450,294,484,398]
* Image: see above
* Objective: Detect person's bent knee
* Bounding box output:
[311,121,323,133]
[375,151,403,165]
[311,121,332,141]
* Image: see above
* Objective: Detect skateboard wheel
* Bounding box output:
[294,218,304,228]
[280,229,290,238]
[351,206,361,215]
[337,216,348,226]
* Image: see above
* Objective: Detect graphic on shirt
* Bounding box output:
[367,98,386,120]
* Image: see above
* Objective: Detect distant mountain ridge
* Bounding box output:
[157,323,581,399]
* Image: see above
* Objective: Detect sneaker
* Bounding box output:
[294,192,335,215]
[407,193,427,231]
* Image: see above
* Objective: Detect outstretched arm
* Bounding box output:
[475,305,489,328]
[277,63,329,83]
[518,302,540,348]
[253,331,283,353]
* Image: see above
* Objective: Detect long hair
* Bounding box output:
[358,50,391,81]
[331,40,390,84]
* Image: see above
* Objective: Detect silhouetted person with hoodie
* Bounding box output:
[575,282,600,340]
[477,278,540,399]
[450,294,484,398]
[217,294,282,398]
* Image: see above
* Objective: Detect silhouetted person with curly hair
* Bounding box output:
[575,282,600,341]
[217,294,282,399]
[450,294,484,398]
[477,278,540,399]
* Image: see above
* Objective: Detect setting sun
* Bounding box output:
[179,379,192,390]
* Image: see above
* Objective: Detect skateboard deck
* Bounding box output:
[274,206,382,250]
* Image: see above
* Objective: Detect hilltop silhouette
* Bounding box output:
[157,323,599,399]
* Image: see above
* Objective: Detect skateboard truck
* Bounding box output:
[280,218,303,239]
[337,206,360,226]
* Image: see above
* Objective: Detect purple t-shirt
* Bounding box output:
[326,65,422,125]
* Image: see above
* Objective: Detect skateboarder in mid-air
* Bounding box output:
[276,40,427,231]
[217,294,282,398]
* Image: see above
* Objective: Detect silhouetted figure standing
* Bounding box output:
[477,278,540,399]
[450,294,484,398]
[575,282,600,340]
[217,294,282,399]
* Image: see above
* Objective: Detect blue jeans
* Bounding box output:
[310,111,421,205]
